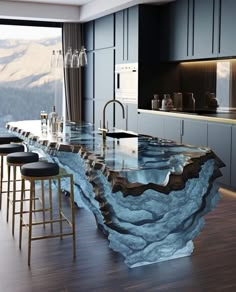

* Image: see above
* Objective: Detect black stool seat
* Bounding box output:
[7,152,39,164]
[0,134,22,144]
[21,161,59,177]
[0,144,24,154]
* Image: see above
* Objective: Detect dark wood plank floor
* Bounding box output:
[0,187,236,292]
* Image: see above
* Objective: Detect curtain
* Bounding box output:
[62,23,82,123]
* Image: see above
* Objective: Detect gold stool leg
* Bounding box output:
[28,180,34,266]
[19,178,25,250]
[0,155,4,209]
[70,175,76,258]
[49,179,53,233]
[6,164,11,222]
[58,178,63,239]
[12,165,17,236]
[41,180,45,228]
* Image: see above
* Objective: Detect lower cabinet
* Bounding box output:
[163,116,182,143]
[94,100,114,131]
[231,125,236,188]
[137,112,164,138]
[207,122,232,186]
[83,99,94,124]
[182,119,208,147]
[115,103,138,133]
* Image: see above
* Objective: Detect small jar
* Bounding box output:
[151,94,160,110]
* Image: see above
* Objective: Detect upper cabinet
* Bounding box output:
[161,0,189,61]
[115,5,160,64]
[162,0,236,61]
[115,6,139,64]
[94,14,114,50]
[191,0,219,59]
[218,0,236,57]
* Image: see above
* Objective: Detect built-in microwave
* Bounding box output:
[115,63,138,104]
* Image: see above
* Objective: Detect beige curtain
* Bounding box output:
[62,23,82,123]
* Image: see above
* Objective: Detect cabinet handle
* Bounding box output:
[181,120,184,136]
[117,73,120,89]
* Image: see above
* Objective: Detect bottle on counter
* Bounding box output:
[162,94,173,110]
[48,105,58,135]
[151,94,161,110]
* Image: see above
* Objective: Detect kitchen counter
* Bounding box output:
[7,120,224,267]
[139,108,236,124]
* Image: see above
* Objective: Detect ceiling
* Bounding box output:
[5,0,172,7]
[4,0,94,5]
[0,0,174,22]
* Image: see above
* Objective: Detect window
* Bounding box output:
[0,22,63,133]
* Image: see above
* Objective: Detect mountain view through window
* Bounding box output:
[0,24,62,133]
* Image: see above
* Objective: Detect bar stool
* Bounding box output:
[0,144,25,209]
[6,152,39,235]
[19,161,76,265]
[0,134,22,145]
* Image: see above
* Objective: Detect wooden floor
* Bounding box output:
[0,186,236,292]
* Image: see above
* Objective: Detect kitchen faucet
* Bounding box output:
[100,99,125,140]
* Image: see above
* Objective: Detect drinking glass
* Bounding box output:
[40,110,48,132]
[71,50,79,68]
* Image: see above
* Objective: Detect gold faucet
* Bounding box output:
[100,99,125,140]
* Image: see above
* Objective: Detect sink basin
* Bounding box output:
[99,132,138,139]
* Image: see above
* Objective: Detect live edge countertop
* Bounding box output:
[7,120,224,268]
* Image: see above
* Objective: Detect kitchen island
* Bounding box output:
[7,120,224,268]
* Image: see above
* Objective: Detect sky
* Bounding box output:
[0,25,61,40]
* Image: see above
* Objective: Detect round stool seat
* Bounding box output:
[0,134,22,144]
[7,152,39,164]
[21,161,59,178]
[0,144,24,154]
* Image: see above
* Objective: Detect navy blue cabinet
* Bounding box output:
[137,112,164,138]
[115,103,138,133]
[115,6,139,64]
[207,122,232,186]
[94,14,114,50]
[231,125,236,188]
[182,119,208,147]
[163,116,182,143]
[83,51,94,123]
[191,0,219,59]
[161,0,189,61]
[94,48,114,129]
[218,0,236,57]
[84,21,94,52]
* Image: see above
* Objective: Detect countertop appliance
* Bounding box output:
[115,63,138,104]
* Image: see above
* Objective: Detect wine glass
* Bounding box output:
[79,46,87,67]
[71,50,79,68]
[64,47,72,68]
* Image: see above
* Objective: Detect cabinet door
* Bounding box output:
[84,21,94,52]
[127,103,138,133]
[94,100,114,131]
[127,6,139,63]
[163,116,182,143]
[115,10,125,64]
[182,119,208,147]
[115,6,138,64]
[115,103,138,133]
[94,14,114,50]
[207,122,231,186]
[218,0,236,57]
[83,51,94,100]
[94,49,114,100]
[192,0,217,59]
[83,100,94,124]
[165,0,189,61]
[137,112,164,138]
[231,125,236,189]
